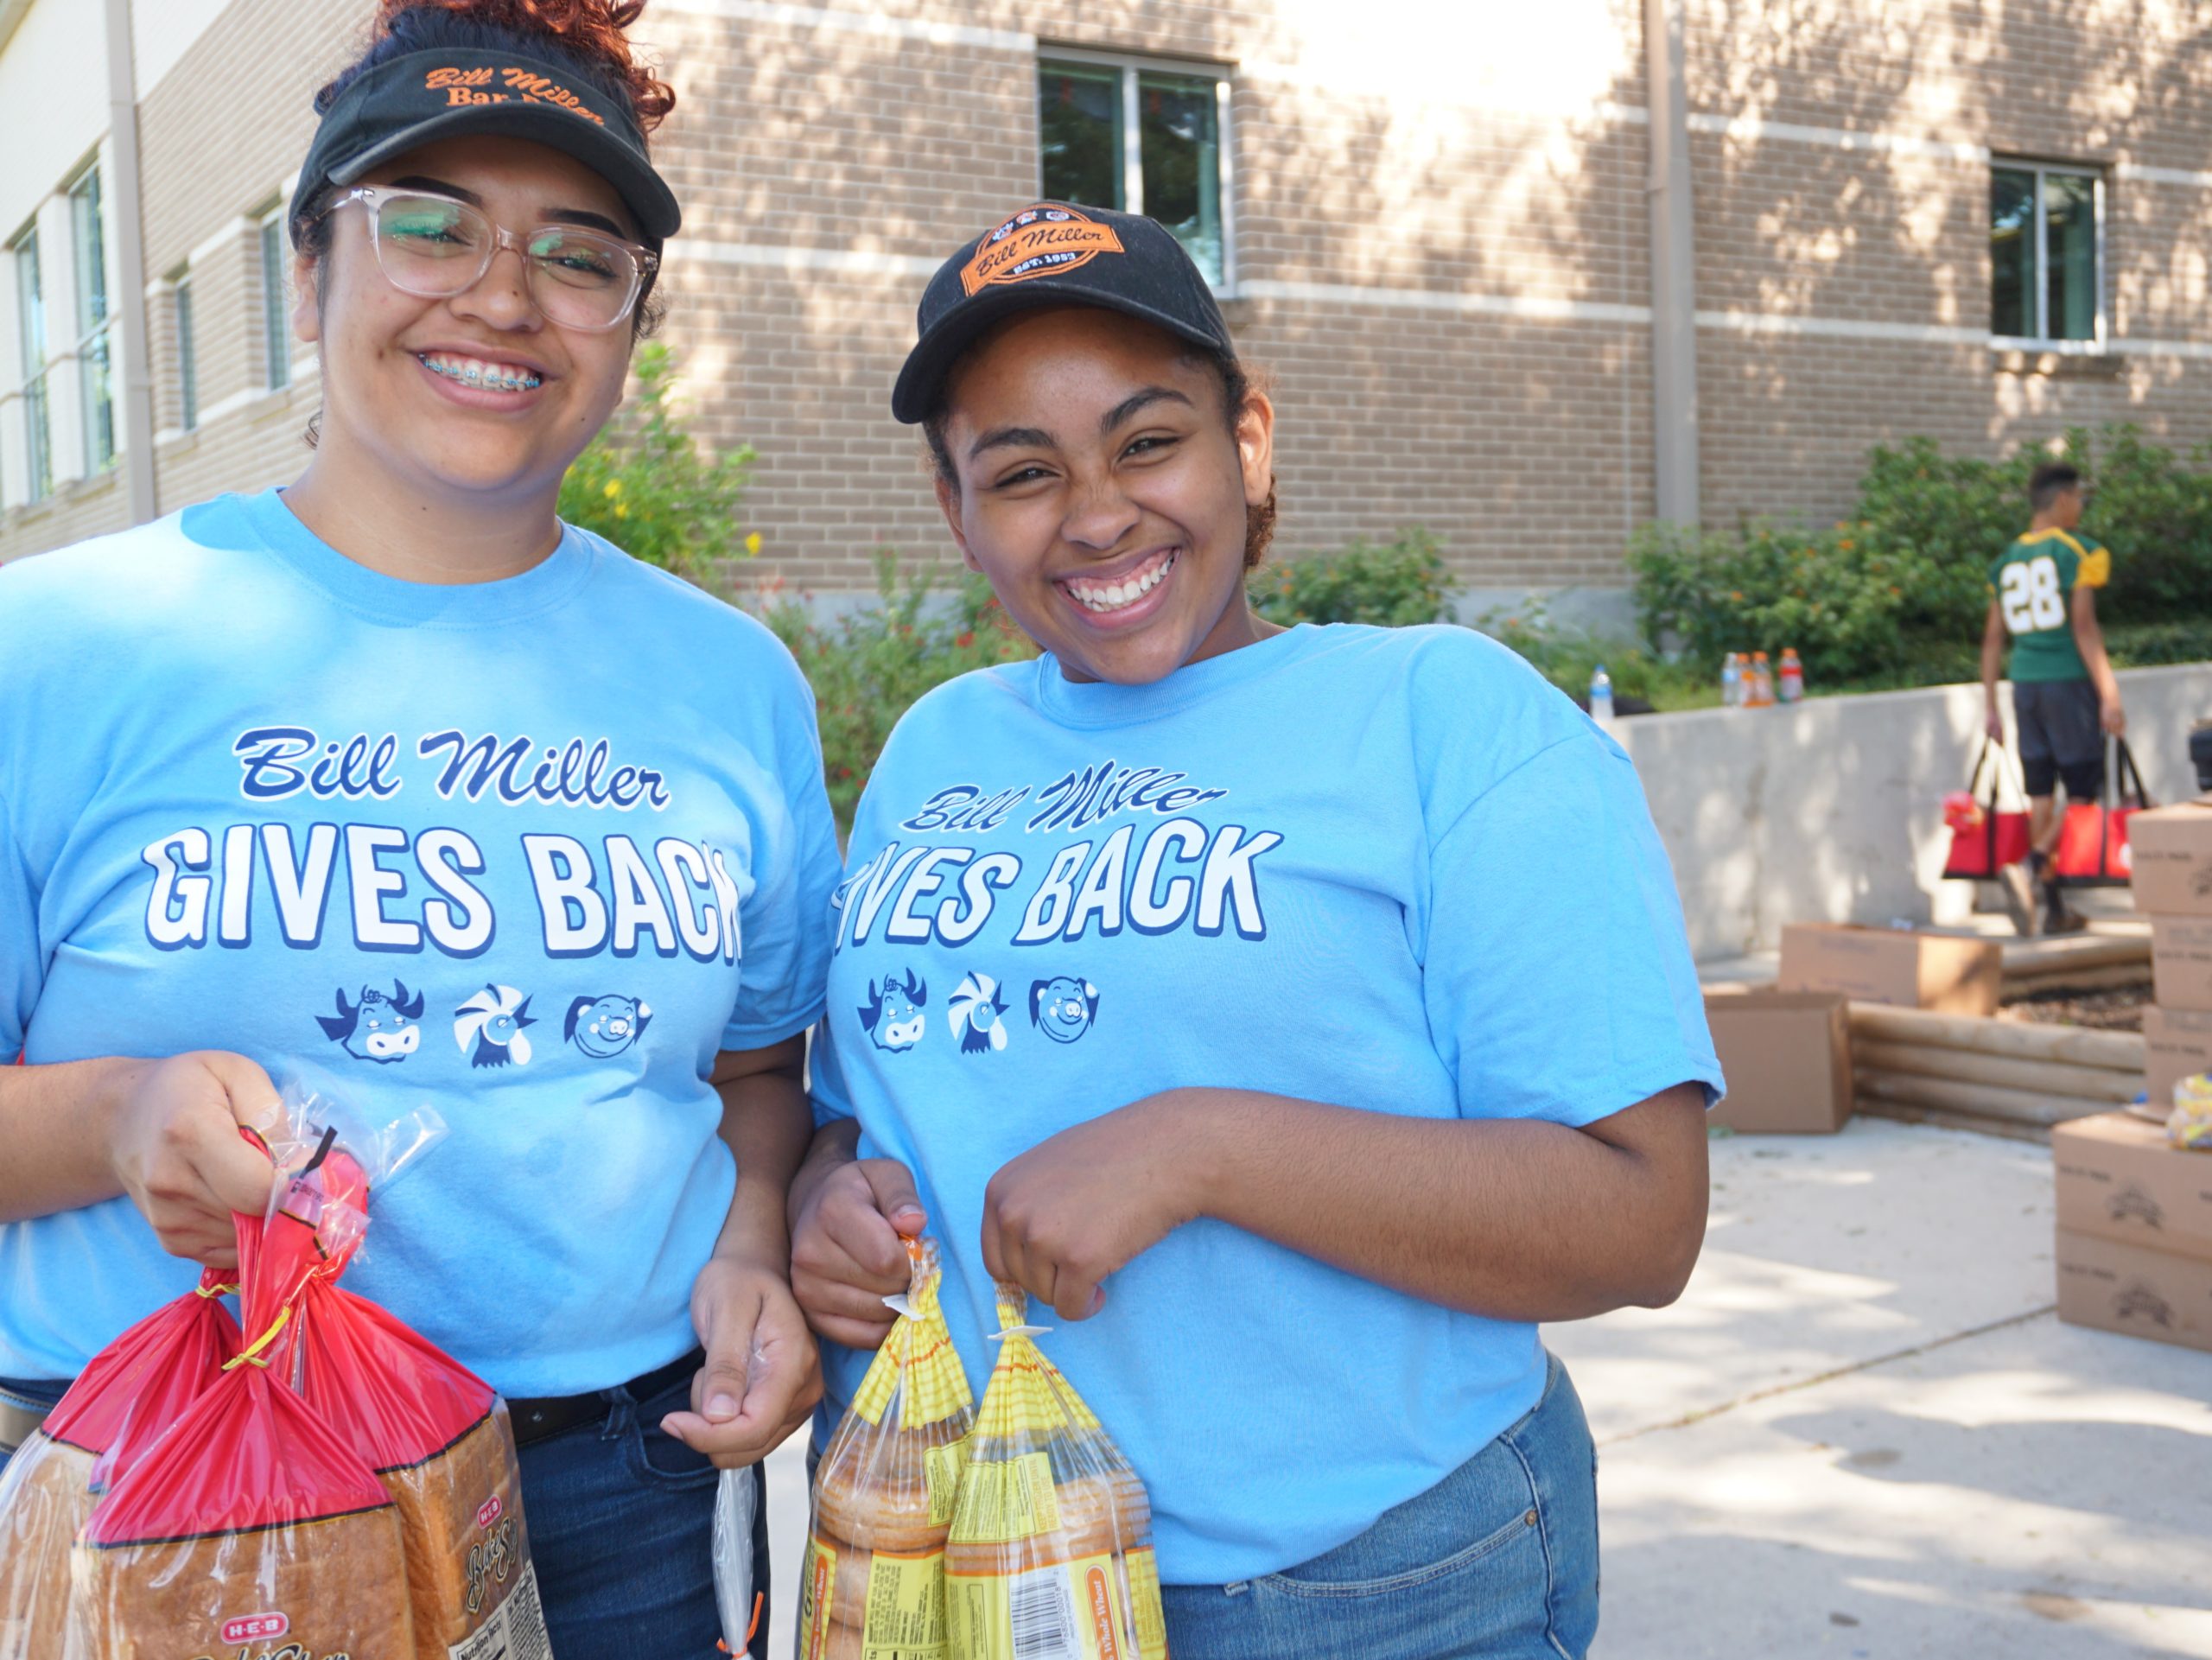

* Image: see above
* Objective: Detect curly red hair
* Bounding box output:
[363,0,675,130]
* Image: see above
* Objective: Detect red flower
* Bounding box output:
[956,631,976,648]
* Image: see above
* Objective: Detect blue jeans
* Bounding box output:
[2,1369,773,1660]
[516,1363,772,1660]
[1162,1352,1599,1660]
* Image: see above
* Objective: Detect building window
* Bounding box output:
[1039,53,1231,288]
[70,167,115,472]
[1991,162,2101,345]
[259,212,290,389]
[175,276,198,431]
[11,227,50,502]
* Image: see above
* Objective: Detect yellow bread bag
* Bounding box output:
[944,1284,1166,1660]
[799,1237,976,1659]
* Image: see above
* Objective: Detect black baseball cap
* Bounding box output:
[289,47,681,244]
[891,201,1231,424]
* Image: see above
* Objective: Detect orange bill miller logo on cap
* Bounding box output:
[424,65,608,126]
[960,204,1125,296]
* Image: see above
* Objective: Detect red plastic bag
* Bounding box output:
[1942,739,2031,879]
[73,1152,416,1657]
[286,1282,547,1657]
[2051,739,2151,886]
[0,1269,238,1660]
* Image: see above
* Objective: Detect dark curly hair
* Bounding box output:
[922,343,1279,569]
[292,1,673,341]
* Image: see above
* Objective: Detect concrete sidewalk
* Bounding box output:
[1549,1119,2212,1658]
[760,1119,2212,1657]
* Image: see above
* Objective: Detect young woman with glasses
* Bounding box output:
[0,4,835,1654]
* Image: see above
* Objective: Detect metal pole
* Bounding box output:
[103,0,156,524]
[1643,0,1699,525]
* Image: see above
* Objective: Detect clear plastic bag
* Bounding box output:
[73,1142,416,1657]
[944,1283,1166,1660]
[0,1268,238,1660]
[715,1463,760,1654]
[799,1237,976,1660]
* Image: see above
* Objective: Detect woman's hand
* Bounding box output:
[982,1094,1211,1322]
[108,1053,283,1268]
[789,1146,927,1351]
[661,1253,823,1468]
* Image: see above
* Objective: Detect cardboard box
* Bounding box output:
[1777,924,2002,1017]
[2151,917,2212,1013]
[1703,989,1853,1134]
[2145,1006,2212,1115]
[2051,1110,2212,1262]
[2127,803,2212,917]
[2055,1227,2212,1353]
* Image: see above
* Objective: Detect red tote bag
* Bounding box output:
[1942,739,2032,880]
[2051,738,2151,886]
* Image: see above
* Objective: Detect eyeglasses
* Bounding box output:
[321,187,658,332]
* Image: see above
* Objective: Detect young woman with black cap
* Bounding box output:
[788,203,1724,1657]
[0,4,832,1652]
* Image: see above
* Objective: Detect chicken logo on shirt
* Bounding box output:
[860,970,928,1053]
[315,981,425,1064]
[1030,977,1100,1045]
[948,971,1010,1054]
[454,984,537,1068]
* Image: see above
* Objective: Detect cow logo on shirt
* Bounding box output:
[860,970,928,1053]
[948,972,1010,1055]
[1030,977,1099,1045]
[315,981,425,1064]
[454,983,537,1068]
[565,994,652,1059]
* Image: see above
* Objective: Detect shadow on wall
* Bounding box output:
[1614,661,2212,959]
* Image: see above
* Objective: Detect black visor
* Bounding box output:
[289,47,680,243]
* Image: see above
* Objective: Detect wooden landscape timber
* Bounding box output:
[1846,1001,2145,1142]
[1997,931,2153,999]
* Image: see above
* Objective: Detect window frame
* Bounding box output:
[1989,159,2106,353]
[174,271,198,433]
[258,208,291,391]
[68,164,116,473]
[10,223,51,503]
[1035,46,1237,294]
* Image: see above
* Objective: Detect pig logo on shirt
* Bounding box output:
[315,981,425,1064]
[1029,977,1099,1045]
[948,971,1010,1055]
[565,994,652,1059]
[860,970,928,1053]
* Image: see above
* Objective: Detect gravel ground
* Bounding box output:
[1999,979,2152,1032]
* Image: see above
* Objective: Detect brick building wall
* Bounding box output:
[2,0,2206,608]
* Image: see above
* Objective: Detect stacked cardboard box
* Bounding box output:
[2132,806,2212,1111]
[2050,805,2212,1351]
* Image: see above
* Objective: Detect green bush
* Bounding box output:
[1627,519,1916,683]
[1631,424,2212,684]
[1476,600,1715,709]
[1249,528,1459,626]
[559,342,760,585]
[753,555,1037,828]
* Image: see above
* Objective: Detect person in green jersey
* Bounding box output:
[1980,460,2126,933]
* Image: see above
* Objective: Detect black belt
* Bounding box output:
[507,1349,702,1448]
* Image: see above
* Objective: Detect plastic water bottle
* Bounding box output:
[1778,647,1804,703]
[1589,664,1615,727]
[1746,651,1776,708]
[1720,653,1743,709]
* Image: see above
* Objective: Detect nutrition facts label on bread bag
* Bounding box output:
[450,1561,551,1660]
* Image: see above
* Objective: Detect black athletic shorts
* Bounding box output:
[2013,678,2104,799]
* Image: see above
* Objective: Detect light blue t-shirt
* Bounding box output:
[0,490,841,1396]
[813,622,1721,1586]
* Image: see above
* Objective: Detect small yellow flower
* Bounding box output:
[613,503,629,519]
[603,479,623,499]
[745,531,763,557]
